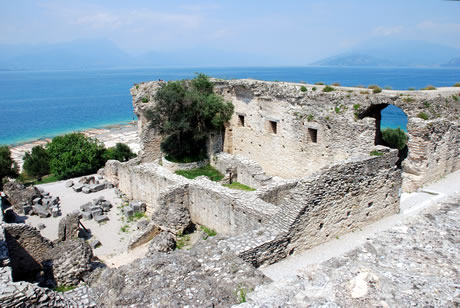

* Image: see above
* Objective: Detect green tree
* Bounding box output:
[47,133,106,180]
[22,145,50,180]
[382,128,407,150]
[104,143,136,162]
[0,146,18,189]
[146,74,234,161]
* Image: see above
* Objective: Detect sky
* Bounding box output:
[1,0,459,64]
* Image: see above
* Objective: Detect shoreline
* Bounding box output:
[10,121,140,170]
[4,121,138,147]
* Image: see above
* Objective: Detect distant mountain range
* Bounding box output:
[313,39,460,67]
[0,40,278,70]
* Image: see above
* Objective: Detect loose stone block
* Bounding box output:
[89,239,101,249]
[80,202,92,212]
[73,184,83,192]
[90,183,105,193]
[105,183,114,189]
[123,207,134,217]
[91,208,103,217]
[94,214,109,223]
[37,223,46,230]
[52,207,60,217]
[23,204,32,215]
[102,202,112,212]
[81,211,92,220]
[34,206,49,218]
[33,198,42,205]
[82,186,91,194]
[65,180,74,188]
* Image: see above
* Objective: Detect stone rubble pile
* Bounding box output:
[122,201,146,218]
[66,175,114,194]
[79,196,112,223]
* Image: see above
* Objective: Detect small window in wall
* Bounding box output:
[269,120,277,134]
[238,115,245,127]
[308,128,318,143]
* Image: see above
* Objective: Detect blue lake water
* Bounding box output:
[1,66,458,145]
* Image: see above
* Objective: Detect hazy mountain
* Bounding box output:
[441,58,460,67]
[0,40,278,70]
[313,39,460,67]
[0,40,133,70]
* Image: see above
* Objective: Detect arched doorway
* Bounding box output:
[359,104,408,167]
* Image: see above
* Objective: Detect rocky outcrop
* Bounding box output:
[147,231,176,254]
[57,212,81,241]
[90,237,270,307]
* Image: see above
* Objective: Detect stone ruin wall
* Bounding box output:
[132,79,459,192]
[105,160,278,236]
[218,147,401,266]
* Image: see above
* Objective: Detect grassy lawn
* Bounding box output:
[223,182,256,191]
[34,174,60,185]
[175,165,224,181]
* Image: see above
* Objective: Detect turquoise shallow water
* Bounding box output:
[1,66,458,145]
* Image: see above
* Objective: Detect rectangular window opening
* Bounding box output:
[308,128,318,143]
[269,121,277,134]
[238,115,245,127]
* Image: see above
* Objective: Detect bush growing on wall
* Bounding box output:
[146,74,234,162]
[382,128,407,150]
[47,133,106,180]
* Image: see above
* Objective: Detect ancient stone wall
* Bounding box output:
[131,79,459,191]
[4,223,54,281]
[279,147,401,253]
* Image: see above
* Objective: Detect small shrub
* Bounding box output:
[334,106,341,113]
[370,150,383,156]
[300,86,307,92]
[312,87,317,91]
[120,225,129,233]
[452,95,458,101]
[353,104,360,111]
[223,182,256,191]
[200,225,217,237]
[235,285,249,303]
[382,128,407,150]
[0,146,18,189]
[331,82,341,86]
[369,85,382,94]
[307,114,314,122]
[384,86,392,90]
[422,85,436,90]
[141,97,149,103]
[323,85,335,92]
[314,82,325,85]
[54,285,76,293]
[408,87,416,91]
[23,145,50,180]
[403,97,415,103]
[128,212,146,222]
[417,112,429,120]
[175,165,224,181]
[176,233,191,249]
[423,101,431,108]
[360,90,369,95]
[453,82,460,87]
[135,84,139,89]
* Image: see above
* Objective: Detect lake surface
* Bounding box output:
[1,66,458,145]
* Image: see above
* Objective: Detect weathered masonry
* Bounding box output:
[102,78,460,266]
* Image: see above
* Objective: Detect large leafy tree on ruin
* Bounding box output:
[146,74,234,161]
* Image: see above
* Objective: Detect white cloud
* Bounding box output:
[373,25,403,37]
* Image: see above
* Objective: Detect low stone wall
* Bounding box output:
[211,153,273,189]
[187,179,278,236]
[161,157,209,172]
